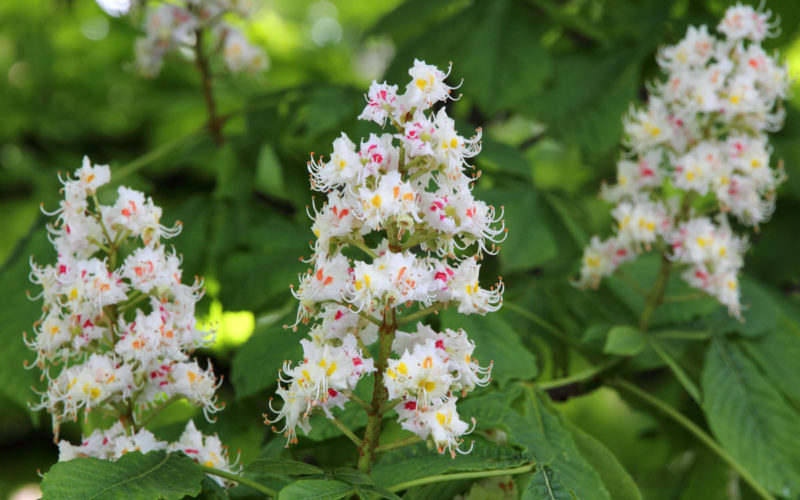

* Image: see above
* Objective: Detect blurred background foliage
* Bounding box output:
[2,0,800,498]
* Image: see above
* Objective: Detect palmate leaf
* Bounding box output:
[702,338,800,497]
[522,465,576,500]
[231,309,302,399]
[277,479,353,500]
[511,392,612,500]
[439,309,538,386]
[741,317,800,404]
[371,437,530,490]
[0,218,52,417]
[378,0,551,117]
[564,422,642,500]
[40,451,203,500]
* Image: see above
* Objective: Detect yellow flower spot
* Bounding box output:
[650,126,661,137]
[586,256,600,268]
[364,275,371,288]
[751,158,760,168]
[415,78,428,90]
[728,280,737,290]
[730,94,741,104]
[326,362,337,376]
[686,171,696,181]
[338,159,347,170]
[69,288,79,300]
[371,195,382,208]
[423,380,436,392]
[187,371,197,383]
[646,221,655,231]
[204,460,215,468]
[301,369,311,381]
[354,280,363,291]
[397,362,408,376]
[387,368,397,379]
[696,237,707,248]
[450,138,458,148]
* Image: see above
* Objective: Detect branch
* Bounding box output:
[193,28,223,145]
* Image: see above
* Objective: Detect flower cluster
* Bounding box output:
[58,420,238,486]
[267,60,504,457]
[27,159,237,483]
[576,3,789,318]
[95,0,267,77]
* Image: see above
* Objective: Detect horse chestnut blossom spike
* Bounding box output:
[266,60,504,470]
[26,159,239,486]
[93,0,267,77]
[575,4,790,320]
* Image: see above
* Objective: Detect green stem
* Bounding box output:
[113,129,203,184]
[616,269,648,297]
[651,329,712,341]
[662,292,707,303]
[357,308,396,472]
[535,358,623,391]
[346,238,378,260]
[344,391,369,411]
[504,302,589,356]
[199,465,276,496]
[118,292,150,314]
[397,302,445,326]
[638,255,672,332]
[387,462,536,493]
[135,395,180,431]
[612,379,776,500]
[375,435,422,454]
[646,337,701,404]
[329,415,361,446]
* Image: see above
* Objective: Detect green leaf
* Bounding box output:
[523,47,642,156]
[702,339,800,496]
[332,467,373,485]
[439,309,538,386]
[702,277,779,338]
[372,437,529,489]
[741,317,800,403]
[218,214,308,312]
[508,391,611,500]
[40,451,203,500]
[564,422,643,500]
[232,309,303,399]
[677,450,731,500]
[646,336,701,404]
[478,138,532,181]
[277,479,353,500]
[478,184,558,273]
[603,326,645,356]
[0,218,51,418]
[521,465,576,500]
[255,143,287,201]
[455,0,551,115]
[246,458,323,477]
